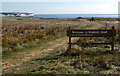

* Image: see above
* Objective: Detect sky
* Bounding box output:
[1,0,120,14]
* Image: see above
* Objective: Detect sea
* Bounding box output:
[34,14,118,19]
[0,14,118,18]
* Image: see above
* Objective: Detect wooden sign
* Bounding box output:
[67,30,113,37]
[67,26,115,51]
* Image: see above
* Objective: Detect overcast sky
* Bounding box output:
[1,0,120,14]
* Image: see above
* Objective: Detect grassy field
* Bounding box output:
[2,17,87,54]
[5,47,120,74]
[2,17,120,74]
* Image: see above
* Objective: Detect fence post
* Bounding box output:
[69,27,71,52]
[111,26,115,51]
[118,21,120,43]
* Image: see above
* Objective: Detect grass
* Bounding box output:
[80,23,93,29]
[2,17,120,74]
[2,17,82,54]
[2,32,66,59]
[80,21,105,30]
[4,45,120,74]
[2,17,87,59]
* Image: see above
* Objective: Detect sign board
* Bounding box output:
[67,26,115,51]
[67,30,113,37]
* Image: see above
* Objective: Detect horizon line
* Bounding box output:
[35,13,118,14]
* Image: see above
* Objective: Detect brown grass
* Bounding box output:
[2,17,84,53]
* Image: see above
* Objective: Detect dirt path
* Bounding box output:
[2,20,106,73]
[2,37,77,72]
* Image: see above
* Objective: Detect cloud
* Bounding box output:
[2,1,118,14]
[2,0,119,2]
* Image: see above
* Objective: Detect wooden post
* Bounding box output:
[69,27,71,52]
[111,26,115,51]
[118,22,120,44]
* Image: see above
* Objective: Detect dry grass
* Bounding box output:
[3,43,120,74]
[2,17,85,53]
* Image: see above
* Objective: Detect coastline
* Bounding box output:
[1,14,119,19]
[34,14,118,19]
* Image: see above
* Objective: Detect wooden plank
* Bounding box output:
[67,29,113,37]
[71,29,112,32]
[111,26,115,51]
[71,29,112,30]
[70,34,112,37]
[68,43,112,45]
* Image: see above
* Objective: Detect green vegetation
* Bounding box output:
[2,33,66,59]
[2,17,120,74]
[4,45,120,74]
[2,17,80,54]
[80,24,93,29]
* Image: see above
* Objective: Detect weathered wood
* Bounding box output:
[67,30,113,37]
[111,26,115,51]
[69,43,112,45]
[68,27,71,52]
[70,34,112,37]
[67,26,115,51]
[71,29,112,31]
[118,22,120,43]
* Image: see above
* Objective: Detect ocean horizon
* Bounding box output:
[1,14,119,18]
[34,14,118,19]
